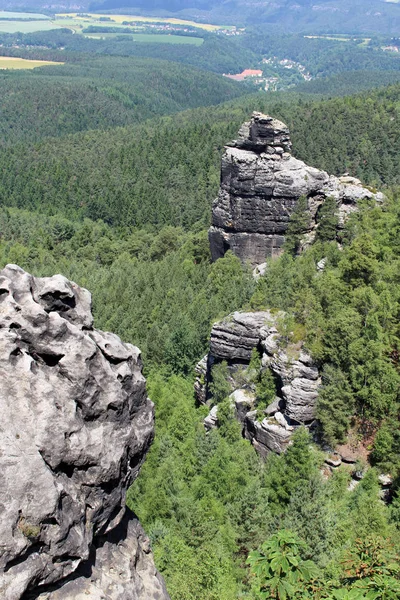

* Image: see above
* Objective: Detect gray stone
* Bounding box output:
[265,397,284,416]
[245,414,292,455]
[253,262,268,280]
[325,455,342,468]
[210,311,274,362]
[234,113,292,153]
[194,355,208,405]
[230,389,256,423]
[199,310,321,455]
[274,411,294,431]
[282,377,320,423]
[204,405,219,431]
[35,511,170,600]
[353,470,366,481]
[210,112,384,266]
[378,474,393,487]
[348,479,360,492]
[0,265,169,600]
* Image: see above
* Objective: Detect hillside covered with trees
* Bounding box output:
[1,10,400,598]
[0,82,400,597]
[89,0,400,35]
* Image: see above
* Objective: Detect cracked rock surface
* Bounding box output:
[209,111,384,266]
[196,310,321,456]
[0,265,169,600]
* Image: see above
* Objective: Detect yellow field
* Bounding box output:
[56,13,232,31]
[0,56,64,69]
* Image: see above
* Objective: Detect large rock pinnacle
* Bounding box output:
[0,265,169,600]
[209,112,383,266]
[196,311,320,457]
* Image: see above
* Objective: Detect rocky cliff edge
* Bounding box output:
[0,265,169,600]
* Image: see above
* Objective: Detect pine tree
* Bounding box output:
[317,196,339,242]
[285,195,311,255]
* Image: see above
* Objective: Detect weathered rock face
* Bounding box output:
[34,511,169,600]
[209,112,384,266]
[196,311,321,456]
[0,265,169,600]
[210,311,271,362]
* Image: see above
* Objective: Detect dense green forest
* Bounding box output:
[293,71,400,96]
[1,84,399,228]
[3,188,400,598]
[2,15,400,598]
[0,56,245,144]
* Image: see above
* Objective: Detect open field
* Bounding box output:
[83,32,204,44]
[0,10,60,33]
[56,13,233,32]
[0,11,50,20]
[0,56,64,69]
[0,20,61,33]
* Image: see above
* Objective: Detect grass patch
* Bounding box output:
[84,31,203,44]
[0,20,60,33]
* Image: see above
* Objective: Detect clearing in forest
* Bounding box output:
[0,57,64,69]
[83,32,204,44]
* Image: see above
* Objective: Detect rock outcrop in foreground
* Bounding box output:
[0,265,169,600]
[196,311,320,456]
[209,112,383,266]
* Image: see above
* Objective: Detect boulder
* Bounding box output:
[198,310,321,454]
[245,414,292,456]
[35,511,169,600]
[204,405,219,431]
[378,474,393,488]
[282,377,320,423]
[274,411,294,431]
[194,355,209,404]
[253,262,268,280]
[230,389,256,423]
[265,397,284,416]
[325,455,342,468]
[0,265,169,600]
[234,113,292,153]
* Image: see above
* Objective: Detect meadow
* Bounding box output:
[0,11,50,20]
[83,32,204,44]
[0,20,60,33]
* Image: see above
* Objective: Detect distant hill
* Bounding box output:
[87,0,400,34]
[1,0,399,33]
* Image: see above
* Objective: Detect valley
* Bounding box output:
[1,2,400,599]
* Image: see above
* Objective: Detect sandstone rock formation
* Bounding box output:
[196,311,320,456]
[209,112,384,266]
[0,265,169,600]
